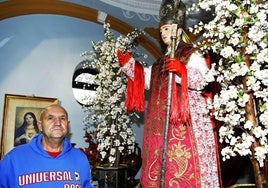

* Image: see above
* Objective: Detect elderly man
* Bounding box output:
[0,104,92,188]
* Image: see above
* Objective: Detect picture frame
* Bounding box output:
[0,94,58,159]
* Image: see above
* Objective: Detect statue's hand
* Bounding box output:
[117,50,133,66]
[165,58,186,76]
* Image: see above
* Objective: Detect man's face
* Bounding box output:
[160,24,173,46]
[38,105,69,140]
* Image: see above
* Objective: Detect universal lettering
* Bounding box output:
[18,171,73,186]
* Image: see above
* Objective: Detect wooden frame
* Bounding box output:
[0,94,58,159]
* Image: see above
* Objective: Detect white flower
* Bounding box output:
[220,46,234,58]
[110,148,116,155]
[256,10,267,23]
[253,126,268,144]
[226,101,236,112]
[256,49,268,64]
[255,146,268,167]
[237,93,249,107]
[100,151,107,159]
[228,86,239,99]
[244,120,253,130]
[245,42,258,54]
[190,0,268,168]
[227,3,238,12]
[256,69,268,86]
[228,33,240,47]
[241,133,254,148]
[221,147,235,161]
[260,111,268,126]
[108,156,116,164]
[229,136,237,146]
[82,23,142,164]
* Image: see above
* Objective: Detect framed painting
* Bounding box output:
[0,94,58,159]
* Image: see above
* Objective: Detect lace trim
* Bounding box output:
[189,91,220,187]
[121,57,135,80]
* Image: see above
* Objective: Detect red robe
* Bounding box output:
[140,42,221,187]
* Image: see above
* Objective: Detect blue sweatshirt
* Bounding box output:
[0,134,92,188]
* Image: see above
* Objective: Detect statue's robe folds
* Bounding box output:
[140,42,221,188]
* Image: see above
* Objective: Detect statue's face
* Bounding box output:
[160,24,173,46]
[160,24,182,47]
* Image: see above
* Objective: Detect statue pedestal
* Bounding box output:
[96,165,127,188]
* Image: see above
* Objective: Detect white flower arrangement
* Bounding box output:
[81,23,143,165]
[189,0,268,169]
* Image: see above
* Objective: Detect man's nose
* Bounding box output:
[54,117,62,125]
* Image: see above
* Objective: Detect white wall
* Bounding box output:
[0,14,147,154]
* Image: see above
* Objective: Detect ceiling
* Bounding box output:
[0,0,214,58]
[81,0,214,41]
[98,0,213,28]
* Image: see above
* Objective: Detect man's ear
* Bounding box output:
[37,121,42,132]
